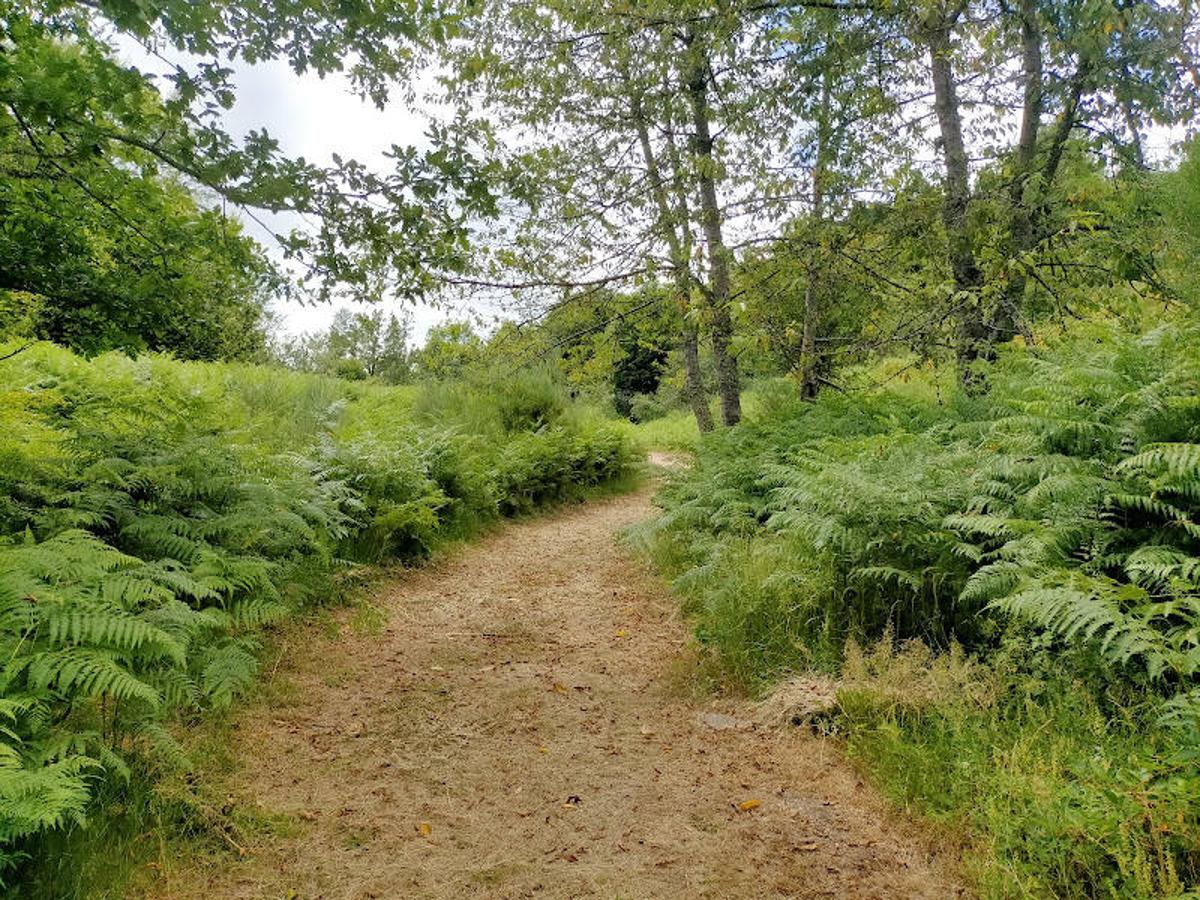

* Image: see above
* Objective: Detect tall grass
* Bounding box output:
[635,323,1200,896]
[0,341,636,887]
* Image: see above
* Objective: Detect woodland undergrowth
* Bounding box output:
[0,342,634,888]
[634,321,1200,897]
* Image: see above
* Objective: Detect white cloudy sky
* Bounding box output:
[120,42,464,342]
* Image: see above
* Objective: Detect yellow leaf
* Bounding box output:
[615,629,628,638]
[417,822,432,836]
[737,799,761,812]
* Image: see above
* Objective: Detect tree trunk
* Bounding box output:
[1039,64,1088,209]
[679,320,712,430]
[1119,87,1146,170]
[627,77,714,433]
[925,14,986,379]
[1009,0,1042,247]
[663,92,715,432]
[799,69,832,400]
[999,0,1043,345]
[681,33,741,426]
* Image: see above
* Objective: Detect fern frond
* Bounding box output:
[24,650,160,707]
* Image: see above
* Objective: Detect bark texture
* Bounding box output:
[682,34,741,426]
[628,80,714,433]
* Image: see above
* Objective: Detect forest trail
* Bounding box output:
[156,486,965,899]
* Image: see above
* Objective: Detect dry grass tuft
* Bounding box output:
[755,674,840,727]
[840,631,998,714]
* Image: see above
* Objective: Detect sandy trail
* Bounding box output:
[157,487,964,899]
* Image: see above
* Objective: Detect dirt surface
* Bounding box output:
[156,488,966,899]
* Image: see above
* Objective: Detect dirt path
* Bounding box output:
[158,488,965,899]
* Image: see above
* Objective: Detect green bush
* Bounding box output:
[495,369,567,432]
[0,340,635,880]
[411,367,567,436]
[639,322,1200,896]
[628,392,669,423]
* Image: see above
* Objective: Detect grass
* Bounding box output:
[623,377,802,454]
[624,408,702,452]
[635,328,1200,897]
[0,342,639,894]
[838,639,1200,897]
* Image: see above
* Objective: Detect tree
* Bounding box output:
[0,163,275,358]
[411,321,484,381]
[899,0,1196,378]
[0,0,500,357]
[271,308,413,382]
[429,0,850,428]
[679,24,742,425]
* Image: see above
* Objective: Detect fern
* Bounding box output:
[197,640,260,710]
[992,577,1170,675]
[0,753,98,843]
[648,321,1200,724]
[0,336,634,869]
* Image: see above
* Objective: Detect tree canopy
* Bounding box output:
[0,0,502,357]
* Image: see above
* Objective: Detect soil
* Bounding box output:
[153,487,967,899]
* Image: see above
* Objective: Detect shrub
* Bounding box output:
[494,369,567,433]
[639,321,1200,895]
[628,392,669,423]
[0,340,635,879]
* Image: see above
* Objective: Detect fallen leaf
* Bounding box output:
[552,682,568,695]
[737,799,762,812]
[417,822,432,836]
[615,629,628,638]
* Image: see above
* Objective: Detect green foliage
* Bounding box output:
[495,418,633,515]
[1,0,498,346]
[839,641,1200,898]
[493,370,568,433]
[0,14,276,358]
[639,320,1200,894]
[0,339,634,880]
[636,372,974,683]
[410,321,485,381]
[271,308,413,383]
[950,324,1200,708]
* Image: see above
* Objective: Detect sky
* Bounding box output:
[120,42,461,343]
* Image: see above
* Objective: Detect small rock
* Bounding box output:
[698,712,753,731]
